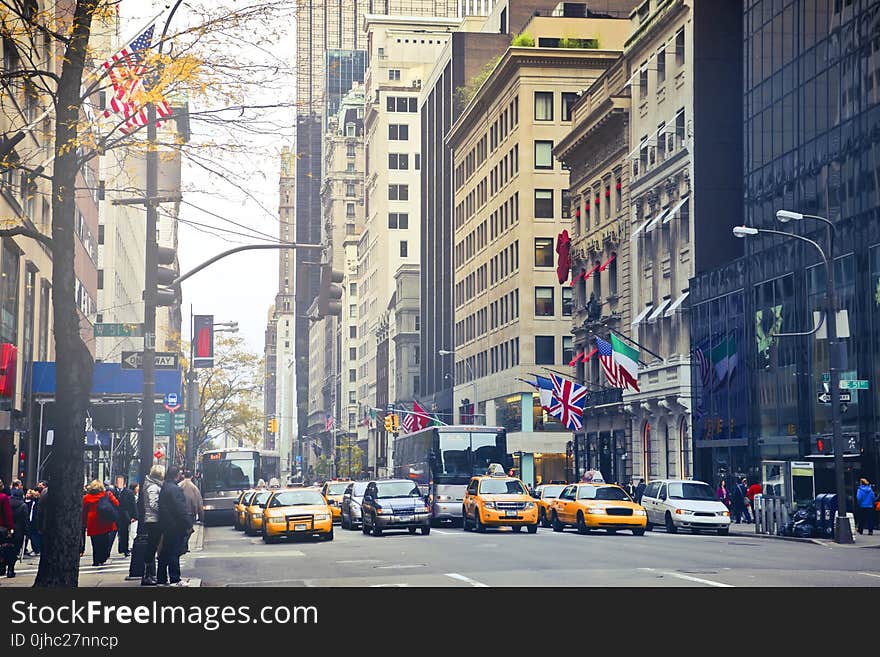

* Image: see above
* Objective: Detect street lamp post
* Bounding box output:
[438,350,478,424]
[734,218,853,544]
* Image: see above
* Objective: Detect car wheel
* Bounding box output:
[632,528,646,536]
[371,515,383,536]
[527,522,538,534]
[512,525,522,533]
[474,510,486,533]
[244,522,254,537]
[665,512,678,534]
[322,529,334,542]
[408,527,418,534]
[361,516,370,534]
[576,512,590,535]
[717,527,729,536]
[645,521,654,532]
[341,513,350,530]
[462,508,472,532]
[552,511,564,533]
[421,525,430,536]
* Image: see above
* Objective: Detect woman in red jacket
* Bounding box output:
[81,480,119,567]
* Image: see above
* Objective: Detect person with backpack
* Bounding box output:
[4,482,28,577]
[140,464,164,586]
[157,466,193,586]
[81,480,119,567]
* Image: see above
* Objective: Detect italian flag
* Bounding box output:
[611,333,640,392]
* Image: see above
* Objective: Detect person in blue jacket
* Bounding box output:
[856,478,876,535]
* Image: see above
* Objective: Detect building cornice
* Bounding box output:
[555,99,629,162]
[624,0,687,56]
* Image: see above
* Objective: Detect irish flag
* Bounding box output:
[611,333,640,392]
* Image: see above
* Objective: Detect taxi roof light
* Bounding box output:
[487,463,507,476]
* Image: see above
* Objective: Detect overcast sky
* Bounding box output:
[123,1,295,355]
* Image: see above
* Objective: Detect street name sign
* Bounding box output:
[817,391,851,404]
[839,379,869,390]
[94,323,144,338]
[121,351,179,370]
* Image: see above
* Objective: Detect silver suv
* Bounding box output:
[640,479,731,535]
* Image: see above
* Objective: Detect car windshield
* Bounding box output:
[351,482,368,496]
[578,486,631,501]
[668,482,716,501]
[251,492,271,507]
[541,485,565,499]
[479,479,526,495]
[270,491,326,507]
[326,482,350,495]
[376,481,421,498]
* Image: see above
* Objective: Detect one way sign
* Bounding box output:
[121,351,180,370]
[817,391,851,404]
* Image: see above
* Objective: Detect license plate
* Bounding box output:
[505,511,518,517]
[294,524,307,531]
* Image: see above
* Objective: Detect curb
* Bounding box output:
[729,532,822,545]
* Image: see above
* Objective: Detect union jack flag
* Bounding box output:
[595,337,620,388]
[100,24,172,134]
[548,373,588,431]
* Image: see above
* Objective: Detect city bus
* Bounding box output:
[198,448,261,525]
[393,425,509,526]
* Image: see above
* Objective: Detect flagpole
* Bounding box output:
[609,330,663,362]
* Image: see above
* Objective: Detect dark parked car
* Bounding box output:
[341,481,369,530]
[361,479,431,536]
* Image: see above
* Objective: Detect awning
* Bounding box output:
[664,291,690,317]
[645,207,670,233]
[647,298,672,323]
[598,253,616,272]
[583,261,602,281]
[662,196,689,224]
[631,304,654,326]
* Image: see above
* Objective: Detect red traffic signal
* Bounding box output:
[816,438,824,453]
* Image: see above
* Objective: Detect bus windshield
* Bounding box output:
[435,431,506,480]
[201,454,257,493]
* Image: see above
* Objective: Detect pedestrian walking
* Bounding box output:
[3,482,28,577]
[716,479,731,509]
[81,480,120,567]
[157,465,193,586]
[178,470,203,554]
[22,489,39,556]
[856,478,876,536]
[0,479,13,576]
[113,476,137,557]
[140,465,164,586]
[634,478,646,504]
[731,477,752,523]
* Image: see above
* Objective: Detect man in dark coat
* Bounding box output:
[634,479,646,505]
[157,465,193,585]
[113,476,138,557]
[731,477,752,524]
[6,484,29,577]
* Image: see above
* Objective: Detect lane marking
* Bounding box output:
[445,572,489,587]
[661,571,733,587]
[374,564,426,570]
[430,529,460,535]
[858,572,880,579]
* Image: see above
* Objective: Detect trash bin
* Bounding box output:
[825,494,838,538]
[814,494,828,537]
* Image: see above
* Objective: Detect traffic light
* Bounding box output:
[384,414,393,432]
[317,262,344,318]
[392,414,399,432]
[17,447,26,480]
[267,418,278,433]
[155,245,178,306]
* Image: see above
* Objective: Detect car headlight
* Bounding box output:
[436,495,453,502]
[268,516,287,523]
[376,507,393,514]
[314,513,330,521]
[483,502,495,509]
[674,508,688,515]
[523,502,535,510]
[634,509,647,516]
[586,508,606,515]
[717,511,730,517]
[203,505,215,511]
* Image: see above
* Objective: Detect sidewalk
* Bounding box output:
[727,519,880,548]
[0,524,204,588]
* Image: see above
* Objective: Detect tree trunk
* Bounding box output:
[34,0,97,588]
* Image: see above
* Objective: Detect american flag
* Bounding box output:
[324,412,335,432]
[401,409,417,434]
[100,24,172,134]
[595,337,620,388]
[548,373,588,431]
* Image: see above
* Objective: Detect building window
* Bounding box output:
[679,417,690,478]
[535,287,554,316]
[657,46,666,85]
[346,162,355,172]
[389,69,401,81]
[675,108,686,148]
[389,153,409,169]
[535,336,554,364]
[389,184,409,200]
[562,189,571,219]
[534,189,554,218]
[349,369,356,383]
[349,283,357,295]
[534,237,554,267]
[534,91,553,120]
[349,326,357,339]
[346,144,356,157]
[349,347,357,360]
[562,287,572,316]
[345,123,356,137]
[675,27,685,66]
[415,154,421,170]
[561,92,578,121]
[345,182,356,197]
[639,66,648,99]
[415,315,420,331]
[0,241,20,344]
[388,213,408,229]
[97,269,103,289]
[643,421,652,479]
[346,203,355,218]
[400,241,408,257]
[534,140,553,169]
[389,124,409,140]
[562,336,574,365]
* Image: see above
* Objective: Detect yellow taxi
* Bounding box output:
[243,489,273,536]
[462,465,539,533]
[321,479,353,522]
[549,483,647,535]
[233,489,256,531]
[261,488,334,543]
[533,483,567,528]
